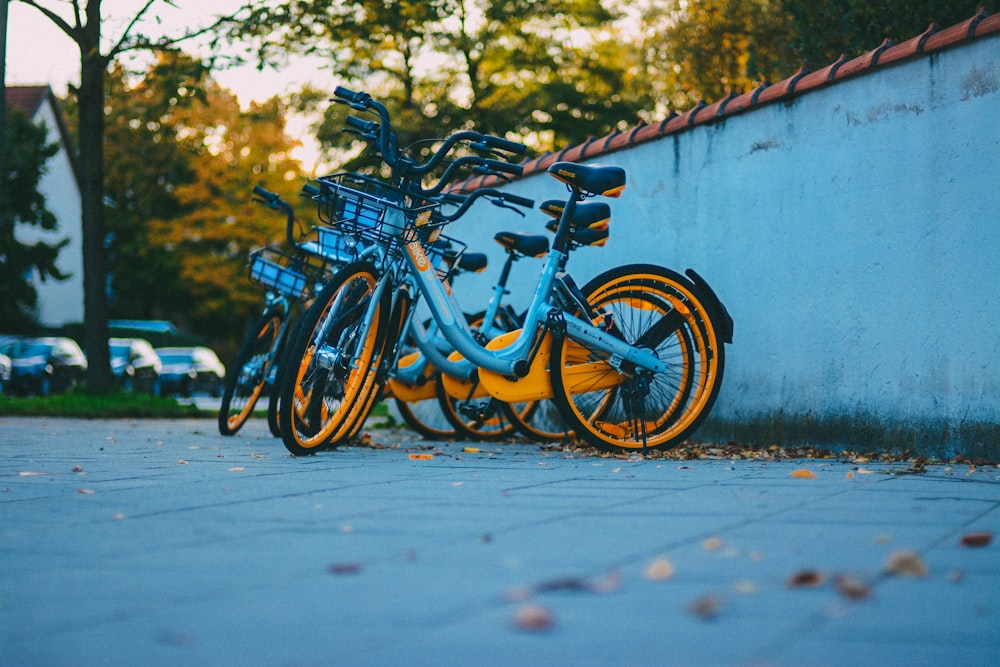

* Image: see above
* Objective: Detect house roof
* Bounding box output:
[6,85,51,116]
[5,84,81,188]
[456,9,1000,190]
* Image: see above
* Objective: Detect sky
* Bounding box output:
[5,0,328,170]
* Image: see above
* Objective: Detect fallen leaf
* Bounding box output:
[463,447,481,453]
[112,513,127,521]
[688,595,723,619]
[787,570,825,588]
[644,557,676,581]
[327,562,362,575]
[733,579,759,595]
[71,465,84,473]
[959,532,993,548]
[845,471,854,479]
[18,471,45,477]
[176,460,188,465]
[409,454,434,460]
[884,550,928,577]
[513,604,554,631]
[702,537,725,551]
[789,469,817,479]
[834,574,872,600]
[76,488,95,495]
[228,466,245,472]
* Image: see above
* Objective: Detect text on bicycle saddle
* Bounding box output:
[547,162,626,198]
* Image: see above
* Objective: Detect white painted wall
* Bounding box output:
[13,99,85,327]
[448,35,1000,447]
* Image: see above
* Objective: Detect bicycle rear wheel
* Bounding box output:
[218,305,285,436]
[278,262,387,455]
[550,265,725,452]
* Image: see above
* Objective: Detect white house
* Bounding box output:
[6,85,84,327]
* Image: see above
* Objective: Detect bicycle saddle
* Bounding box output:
[494,231,550,258]
[539,199,611,230]
[457,252,488,273]
[547,162,626,198]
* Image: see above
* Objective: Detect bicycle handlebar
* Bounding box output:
[332,85,527,194]
[252,185,300,247]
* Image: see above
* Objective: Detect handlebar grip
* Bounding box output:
[485,159,523,176]
[485,135,527,155]
[334,86,370,104]
[253,185,275,200]
[501,193,534,209]
[345,115,379,134]
[301,183,321,197]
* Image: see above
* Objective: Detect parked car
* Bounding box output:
[6,337,88,396]
[0,351,11,394]
[110,337,162,394]
[156,346,226,397]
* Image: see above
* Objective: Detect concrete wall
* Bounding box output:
[449,34,1000,457]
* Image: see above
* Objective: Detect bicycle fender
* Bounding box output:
[477,330,556,402]
[685,268,734,344]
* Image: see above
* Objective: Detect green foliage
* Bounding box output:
[779,0,994,69]
[0,108,66,332]
[0,389,207,418]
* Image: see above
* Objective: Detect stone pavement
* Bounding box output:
[1,416,997,666]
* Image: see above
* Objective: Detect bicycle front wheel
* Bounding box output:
[278,262,387,456]
[550,265,725,452]
[218,305,285,436]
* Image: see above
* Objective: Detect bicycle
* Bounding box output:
[217,185,352,436]
[277,87,733,455]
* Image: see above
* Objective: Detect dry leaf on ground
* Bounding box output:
[688,595,723,619]
[645,557,676,581]
[787,570,825,588]
[959,532,993,547]
[513,604,554,631]
[789,469,817,479]
[884,550,928,577]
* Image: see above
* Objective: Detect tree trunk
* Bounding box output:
[78,7,112,393]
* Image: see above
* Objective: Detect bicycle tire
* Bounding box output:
[436,374,517,439]
[266,314,307,438]
[278,262,388,455]
[550,264,725,452]
[218,305,285,436]
[506,399,574,442]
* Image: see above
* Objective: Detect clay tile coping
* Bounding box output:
[722,88,758,116]
[879,24,938,66]
[795,54,850,93]
[698,91,738,121]
[754,66,808,104]
[974,11,1000,37]
[924,9,991,51]
[835,38,893,80]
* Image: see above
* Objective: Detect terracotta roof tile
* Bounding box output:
[459,12,997,187]
[834,38,894,80]
[973,11,1000,36]
[755,66,808,104]
[795,54,850,93]
[879,24,939,66]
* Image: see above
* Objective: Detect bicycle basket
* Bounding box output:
[314,172,440,244]
[248,247,331,299]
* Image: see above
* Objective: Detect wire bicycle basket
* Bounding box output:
[314,172,442,246]
[248,246,333,300]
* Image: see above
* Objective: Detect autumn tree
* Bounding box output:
[64,51,304,356]
[0,108,65,331]
[14,0,249,392]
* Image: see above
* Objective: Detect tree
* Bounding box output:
[234,0,657,157]
[0,108,65,331]
[14,0,249,393]
[64,51,304,357]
